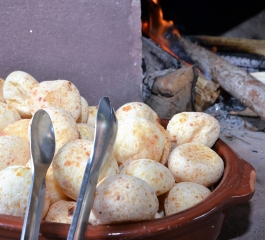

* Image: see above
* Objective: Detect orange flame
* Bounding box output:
[144,0,181,60]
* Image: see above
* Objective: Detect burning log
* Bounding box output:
[142,37,220,118]
[175,36,265,120]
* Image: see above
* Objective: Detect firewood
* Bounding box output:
[187,35,265,56]
[144,66,195,119]
[230,108,259,117]
[142,36,181,73]
[186,36,265,72]
[176,36,265,120]
[195,72,220,112]
[229,72,265,118]
[143,65,219,118]
[142,37,220,118]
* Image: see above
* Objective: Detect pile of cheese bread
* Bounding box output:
[0,71,224,225]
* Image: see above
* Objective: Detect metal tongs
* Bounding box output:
[21,109,56,240]
[67,96,118,240]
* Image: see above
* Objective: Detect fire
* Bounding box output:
[143,0,181,60]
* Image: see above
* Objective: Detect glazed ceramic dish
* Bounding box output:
[0,138,256,240]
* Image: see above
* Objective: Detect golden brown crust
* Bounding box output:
[89,174,159,225]
[113,118,166,165]
[120,159,175,196]
[42,107,79,153]
[0,136,30,171]
[45,200,76,224]
[29,80,81,120]
[164,182,211,216]
[0,166,50,218]
[76,96,89,123]
[167,112,220,148]
[0,102,21,132]
[3,71,39,118]
[116,102,160,123]
[0,119,30,141]
[168,142,224,187]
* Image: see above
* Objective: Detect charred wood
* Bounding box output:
[176,36,265,120]
[142,36,181,73]
[218,53,265,73]
[144,66,196,118]
[142,37,220,118]
[187,36,265,72]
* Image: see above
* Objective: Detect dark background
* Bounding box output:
[141,0,265,36]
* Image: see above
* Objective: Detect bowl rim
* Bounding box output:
[0,138,256,239]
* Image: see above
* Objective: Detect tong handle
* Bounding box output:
[20,176,46,240]
[66,158,95,240]
[67,97,117,240]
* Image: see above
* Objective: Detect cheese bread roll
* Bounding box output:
[0,102,21,132]
[45,200,76,224]
[53,139,118,200]
[98,155,119,183]
[87,105,98,127]
[0,166,50,218]
[116,102,160,123]
[3,71,39,118]
[120,159,175,196]
[76,96,89,123]
[29,80,81,121]
[0,136,30,171]
[167,112,220,149]
[0,119,30,141]
[42,107,79,153]
[89,174,159,225]
[154,121,171,165]
[77,123,95,141]
[165,182,211,215]
[168,142,224,187]
[113,117,168,166]
[46,166,71,205]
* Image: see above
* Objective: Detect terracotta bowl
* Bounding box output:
[0,125,256,239]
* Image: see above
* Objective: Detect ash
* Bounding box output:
[205,96,245,129]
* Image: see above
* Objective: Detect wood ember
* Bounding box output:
[142,37,220,118]
[176,36,265,120]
